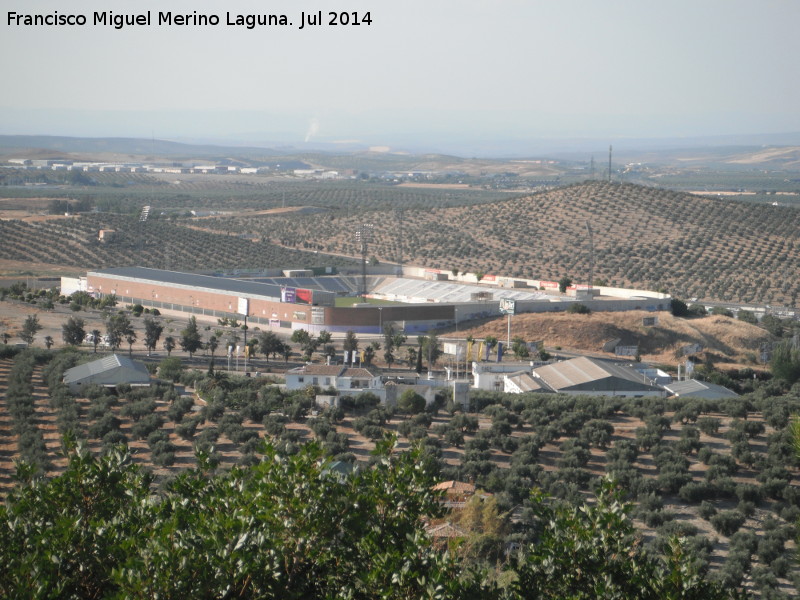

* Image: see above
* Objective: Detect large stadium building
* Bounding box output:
[68,266,670,334]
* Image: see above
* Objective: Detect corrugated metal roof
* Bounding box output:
[63,354,149,384]
[90,266,334,303]
[664,379,739,399]
[507,372,553,393]
[533,356,661,393]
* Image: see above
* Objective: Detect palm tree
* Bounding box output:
[91,329,101,353]
[44,335,54,350]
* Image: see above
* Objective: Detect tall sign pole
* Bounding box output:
[499,299,516,349]
[238,298,250,373]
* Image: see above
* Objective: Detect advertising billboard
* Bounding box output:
[237,297,249,316]
[499,298,516,315]
[295,288,313,305]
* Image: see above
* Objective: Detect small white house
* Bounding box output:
[471,361,550,391]
[285,364,382,393]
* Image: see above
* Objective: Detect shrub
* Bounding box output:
[567,303,591,314]
[167,396,195,423]
[679,481,716,503]
[88,413,121,439]
[150,440,177,466]
[735,483,763,504]
[130,413,164,440]
[157,357,183,382]
[196,426,219,446]
[710,510,746,536]
[698,501,717,520]
[175,418,199,441]
[201,401,225,422]
[102,430,127,447]
[398,389,426,414]
[120,399,157,422]
[697,417,721,435]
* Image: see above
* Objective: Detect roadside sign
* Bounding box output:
[499,298,516,315]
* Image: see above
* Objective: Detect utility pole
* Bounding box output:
[586,222,594,293]
[396,208,404,274]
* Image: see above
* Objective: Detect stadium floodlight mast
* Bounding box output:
[355,223,373,300]
[586,221,594,294]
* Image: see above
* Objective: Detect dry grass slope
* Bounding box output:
[452,310,774,368]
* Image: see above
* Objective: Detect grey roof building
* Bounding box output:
[89,266,336,305]
[63,354,151,394]
[504,371,553,394]
[528,356,664,397]
[663,379,739,400]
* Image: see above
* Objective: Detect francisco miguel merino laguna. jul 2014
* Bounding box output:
[7,10,372,29]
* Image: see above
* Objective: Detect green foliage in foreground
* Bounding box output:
[511,479,733,600]
[0,435,734,600]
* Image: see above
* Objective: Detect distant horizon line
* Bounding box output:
[1,130,799,161]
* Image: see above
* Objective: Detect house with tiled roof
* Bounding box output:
[433,480,493,509]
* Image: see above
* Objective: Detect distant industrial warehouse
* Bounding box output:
[62,265,670,335]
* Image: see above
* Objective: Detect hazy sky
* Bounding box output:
[2,0,799,148]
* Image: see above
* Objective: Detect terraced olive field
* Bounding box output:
[0,213,360,274]
[202,181,800,305]
[1,347,799,597]
[2,179,799,306]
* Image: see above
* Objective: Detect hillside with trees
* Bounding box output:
[205,181,800,305]
[3,179,799,308]
[1,344,799,597]
[0,213,360,273]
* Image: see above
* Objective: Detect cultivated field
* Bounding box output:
[1,176,799,307]
[199,181,800,305]
[1,346,798,597]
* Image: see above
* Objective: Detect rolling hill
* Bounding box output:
[450,310,773,369]
[213,181,800,305]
